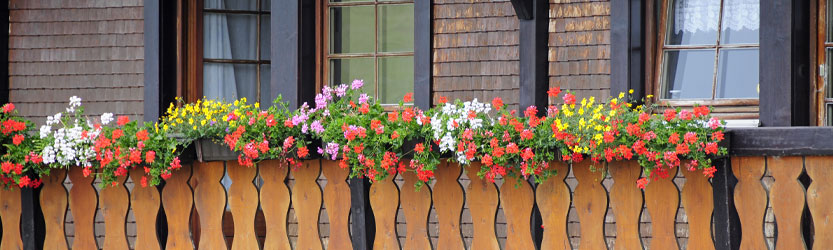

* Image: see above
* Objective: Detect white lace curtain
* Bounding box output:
[673,0,759,34]
[203,0,258,101]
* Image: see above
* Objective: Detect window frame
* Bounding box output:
[651,0,761,108]
[818,0,832,126]
[316,0,416,106]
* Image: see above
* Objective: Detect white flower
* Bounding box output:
[39,125,51,138]
[69,96,81,107]
[100,113,114,125]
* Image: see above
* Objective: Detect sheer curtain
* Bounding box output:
[203,0,258,101]
[673,0,758,34]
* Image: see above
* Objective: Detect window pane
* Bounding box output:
[378,4,414,52]
[378,56,414,104]
[330,58,375,95]
[330,6,375,54]
[720,0,759,44]
[204,13,257,60]
[205,0,257,11]
[829,0,833,42]
[203,63,258,102]
[715,48,759,98]
[827,48,833,98]
[261,64,271,106]
[261,15,270,60]
[331,0,373,2]
[666,0,720,45]
[261,0,270,11]
[662,50,716,99]
[828,104,833,125]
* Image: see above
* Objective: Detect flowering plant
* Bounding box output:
[0,103,44,188]
[223,96,311,168]
[38,97,99,175]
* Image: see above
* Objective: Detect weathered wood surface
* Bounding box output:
[807,156,833,250]
[538,161,571,250]
[259,160,292,250]
[100,174,129,250]
[572,161,608,250]
[129,167,161,250]
[162,164,194,250]
[370,174,400,250]
[501,175,536,250]
[464,163,500,250]
[732,156,768,250]
[0,186,22,250]
[433,161,465,250]
[193,161,228,249]
[608,160,643,250]
[768,156,806,249]
[400,170,432,250]
[645,166,679,250]
[228,161,259,250]
[321,160,352,249]
[292,159,323,250]
[680,164,715,250]
[41,168,68,250]
[68,167,98,250]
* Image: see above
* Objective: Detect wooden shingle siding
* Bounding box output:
[549,0,611,103]
[8,0,144,126]
[433,0,520,111]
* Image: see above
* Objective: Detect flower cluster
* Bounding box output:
[0,103,43,188]
[38,97,99,175]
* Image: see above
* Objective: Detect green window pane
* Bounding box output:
[204,13,257,60]
[661,50,716,99]
[330,6,375,54]
[378,4,414,52]
[378,56,414,104]
[330,58,375,96]
[715,48,759,99]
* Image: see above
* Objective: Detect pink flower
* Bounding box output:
[351,79,364,90]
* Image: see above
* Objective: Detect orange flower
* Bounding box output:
[403,92,413,103]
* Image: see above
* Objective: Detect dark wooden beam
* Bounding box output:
[728,127,833,156]
[518,0,547,115]
[760,0,811,126]
[610,0,644,101]
[144,0,161,122]
[273,0,316,109]
[510,0,533,20]
[711,158,740,250]
[414,0,433,110]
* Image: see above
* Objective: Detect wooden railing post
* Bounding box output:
[21,184,43,250]
[350,176,374,250]
[712,158,740,250]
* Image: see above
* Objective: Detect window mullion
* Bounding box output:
[711,0,727,100]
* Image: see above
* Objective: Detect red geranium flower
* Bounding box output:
[117,116,130,126]
[12,134,24,145]
[403,92,413,103]
[2,103,14,113]
[548,87,562,97]
[492,97,504,110]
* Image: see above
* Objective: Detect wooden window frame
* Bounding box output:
[651,0,760,109]
[316,0,416,107]
[818,0,832,125]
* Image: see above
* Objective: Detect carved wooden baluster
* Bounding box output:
[292,159,323,250]
[769,156,806,249]
[807,156,833,249]
[645,166,679,250]
[501,174,536,250]
[321,160,352,249]
[41,168,68,250]
[370,173,400,250]
[732,156,768,249]
[464,163,499,250]
[537,161,571,250]
[572,161,608,250]
[680,161,715,250]
[259,160,291,249]
[162,164,194,250]
[68,167,98,249]
[228,161,259,250]
[608,160,643,250]
[193,161,227,249]
[400,170,432,250]
[0,186,22,250]
[100,173,129,250]
[129,167,161,250]
[432,160,464,250]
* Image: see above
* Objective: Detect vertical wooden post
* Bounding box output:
[712,158,740,250]
[610,0,645,100]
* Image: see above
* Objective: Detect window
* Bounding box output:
[655,0,759,102]
[821,0,833,125]
[321,0,415,105]
[201,0,271,104]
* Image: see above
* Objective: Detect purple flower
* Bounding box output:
[335,84,348,97]
[325,142,340,160]
[315,94,328,109]
[322,86,334,99]
[351,79,364,90]
[317,147,325,154]
[358,94,369,104]
[301,124,309,134]
[291,114,309,126]
[310,120,325,134]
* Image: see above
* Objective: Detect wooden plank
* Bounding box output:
[228,161,259,250]
[731,156,768,250]
[768,156,806,249]
[414,0,433,110]
[400,170,432,250]
[681,162,715,250]
[370,174,400,250]
[807,156,833,249]
[464,163,499,250]
[0,186,22,250]
[162,164,194,249]
[259,160,291,250]
[538,161,571,250]
[432,160,464,250]
[321,160,352,249]
[129,167,161,250]
[193,161,227,249]
[517,0,548,115]
[292,159,323,250]
[40,168,68,250]
[572,161,607,250]
[608,160,643,250]
[645,166,680,250]
[67,166,99,249]
[501,175,536,250]
[728,127,833,156]
[100,174,129,250]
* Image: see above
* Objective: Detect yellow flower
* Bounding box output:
[193,125,197,130]
[578,108,585,115]
[619,92,625,99]
[163,124,169,131]
[647,94,654,98]
[255,102,260,109]
[201,120,207,126]
[581,98,587,107]
[594,133,603,142]
[629,89,634,94]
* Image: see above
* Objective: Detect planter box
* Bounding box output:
[194,139,237,162]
